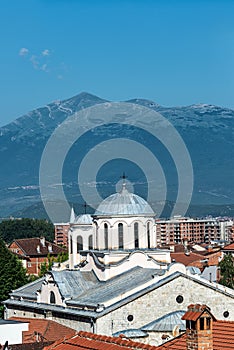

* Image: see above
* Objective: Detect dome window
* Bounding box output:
[118,223,124,249]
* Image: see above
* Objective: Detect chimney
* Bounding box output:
[40,237,46,247]
[182,304,215,350]
[48,244,53,253]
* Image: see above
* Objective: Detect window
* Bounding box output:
[88,235,93,250]
[77,236,83,252]
[27,262,32,267]
[127,315,134,322]
[206,317,211,329]
[186,320,196,330]
[134,222,139,248]
[223,311,229,318]
[118,223,124,249]
[200,318,204,330]
[176,295,184,304]
[147,222,150,248]
[104,223,108,250]
[70,237,73,254]
[50,291,56,304]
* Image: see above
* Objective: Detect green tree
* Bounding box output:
[0,218,54,244]
[38,254,54,278]
[0,237,28,318]
[56,251,69,263]
[219,253,234,289]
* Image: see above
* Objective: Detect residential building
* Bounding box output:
[3,185,234,347]
[8,237,67,275]
[155,217,224,245]
[54,223,70,247]
[0,319,28,346]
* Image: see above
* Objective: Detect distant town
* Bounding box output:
[1,182,234,349]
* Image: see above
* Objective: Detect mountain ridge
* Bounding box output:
[0,92,233,221]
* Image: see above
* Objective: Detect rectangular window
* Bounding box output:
[206,318,211,330]
[200,318,204,330]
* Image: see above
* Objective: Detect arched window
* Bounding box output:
[88,235,93,250]
[77,236,83,252]
[118,223,124,249]
[147,222,150,248]
[70,236,73,254]
[134,222,139,248]
[104,223,108,250]
[50,291,56,304]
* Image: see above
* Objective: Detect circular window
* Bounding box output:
[176,295,184,304]
[223,311,229,318]
[127,315,134,322]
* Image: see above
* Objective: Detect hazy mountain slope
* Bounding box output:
[0,92,233,220]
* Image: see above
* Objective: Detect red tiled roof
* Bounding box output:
[157,320,234,349]
[43,330,158,350]
[181,304,212,322]
[9,317,76,343]
[223,243,234,251]
[10,238,66,256]
[170,252,204,266]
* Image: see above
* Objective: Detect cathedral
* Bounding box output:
[4,181,234,345]
[69,181,157,268]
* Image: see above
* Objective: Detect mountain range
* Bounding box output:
[0,92,233,222]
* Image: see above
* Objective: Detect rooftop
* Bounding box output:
[157,320,234,349]
[43,330,158,350]
[9,317,76,344]
[94,186,155,216]
[9,237,66,257]
[141,310,186,332]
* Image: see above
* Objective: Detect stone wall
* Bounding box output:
[96,275,234,336]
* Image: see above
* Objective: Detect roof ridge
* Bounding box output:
[77,331,156,349]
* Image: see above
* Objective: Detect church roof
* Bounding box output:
[141,310,186,332]
[74,214,93,225]
[5,268,234,320]
[94,186,155,216]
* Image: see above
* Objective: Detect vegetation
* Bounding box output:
[0,218,54,244]
[0,237,28,318]
[218,253,234,289]
[39,251,69,278]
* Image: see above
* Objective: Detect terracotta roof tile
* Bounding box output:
[43,330,159,350]
[10,238,66,256]
[157,320,234,349]
[170,252,205,266]
[223,243,234,250]
[9,317,76,343]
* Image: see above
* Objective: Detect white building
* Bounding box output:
[3,184,234,346]
[69,183,156,268]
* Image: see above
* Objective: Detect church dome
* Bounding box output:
[74,214,93,225]
[94,186,155,216]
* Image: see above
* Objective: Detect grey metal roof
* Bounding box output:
[94,186,155,216]
[186,266,201,275]
[5,271,234,320]
[0,319,28,325]
[141,310,186,332]
[68,267,164,306]
[113,329,148,338]
[10,277,44,299]
[50,270,99,299]
[74,214,93,225]
[201,265,218,282]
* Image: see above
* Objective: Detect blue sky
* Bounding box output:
[1,0,234,126]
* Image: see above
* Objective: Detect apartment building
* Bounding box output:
[155,216,229,245]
